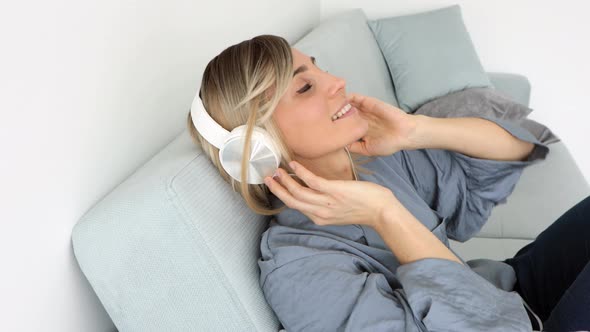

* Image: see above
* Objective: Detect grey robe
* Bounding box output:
[258,116,549,331]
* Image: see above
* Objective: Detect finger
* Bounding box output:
[289,161,331,192]
[347,93,388,117]
[275,168,329,204]
[264,176,319,213]
[347,93,366,105]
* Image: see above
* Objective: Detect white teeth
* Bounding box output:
[332,103,352,121]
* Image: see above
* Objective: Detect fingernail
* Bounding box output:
[272,169,280,179]
[289,161,296,170]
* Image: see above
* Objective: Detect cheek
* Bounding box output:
[275,106,329,149]
[274,103,368,157]
[285,110,326,142]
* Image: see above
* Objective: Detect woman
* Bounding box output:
[187,35,590,331]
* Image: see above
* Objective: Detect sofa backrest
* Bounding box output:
[72,128,281,331]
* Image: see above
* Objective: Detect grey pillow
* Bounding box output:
[293,9,398,107]
[413,87,559,145]
[368,5,491,112]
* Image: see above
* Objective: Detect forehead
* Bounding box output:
[291,48,309,64]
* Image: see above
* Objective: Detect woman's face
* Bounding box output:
[272,48,368,159]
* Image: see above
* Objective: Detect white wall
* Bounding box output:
[322,0,590,182]
[0,0,318,331]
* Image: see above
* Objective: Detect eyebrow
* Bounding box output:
[293,56,316,77]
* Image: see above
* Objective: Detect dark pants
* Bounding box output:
[503,195,590,331]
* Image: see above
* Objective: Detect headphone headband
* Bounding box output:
[190,94,228,149]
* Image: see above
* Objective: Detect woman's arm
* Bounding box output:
[410,115,535,161]
[374,201,464,266]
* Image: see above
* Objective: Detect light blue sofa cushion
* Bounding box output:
[488,72,531,106]
[294,9,399,107]
[72,131,281,332]
[368,5,492,112]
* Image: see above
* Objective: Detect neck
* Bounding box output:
[294,148,355,181]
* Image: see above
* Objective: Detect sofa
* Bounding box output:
[72,8,590,332]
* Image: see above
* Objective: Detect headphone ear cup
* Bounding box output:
[219,126,281,184]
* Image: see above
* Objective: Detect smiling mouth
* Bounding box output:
[332,103,352,121]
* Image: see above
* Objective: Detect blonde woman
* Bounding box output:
[187,34,590,332]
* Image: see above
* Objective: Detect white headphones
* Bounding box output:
[190,93,282,184]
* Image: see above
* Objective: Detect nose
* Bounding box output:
[328,74,346,97]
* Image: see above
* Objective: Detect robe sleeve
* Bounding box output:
[397,116,549,242]
[259,248,531,331]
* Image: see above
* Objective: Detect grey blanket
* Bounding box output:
[413,87,559,145]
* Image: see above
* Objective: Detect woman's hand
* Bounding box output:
[264,161,397,228]
[347,93,420,156]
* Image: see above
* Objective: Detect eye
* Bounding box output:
[297,83,312,94]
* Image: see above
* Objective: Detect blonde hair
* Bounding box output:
[187,34,373,215]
